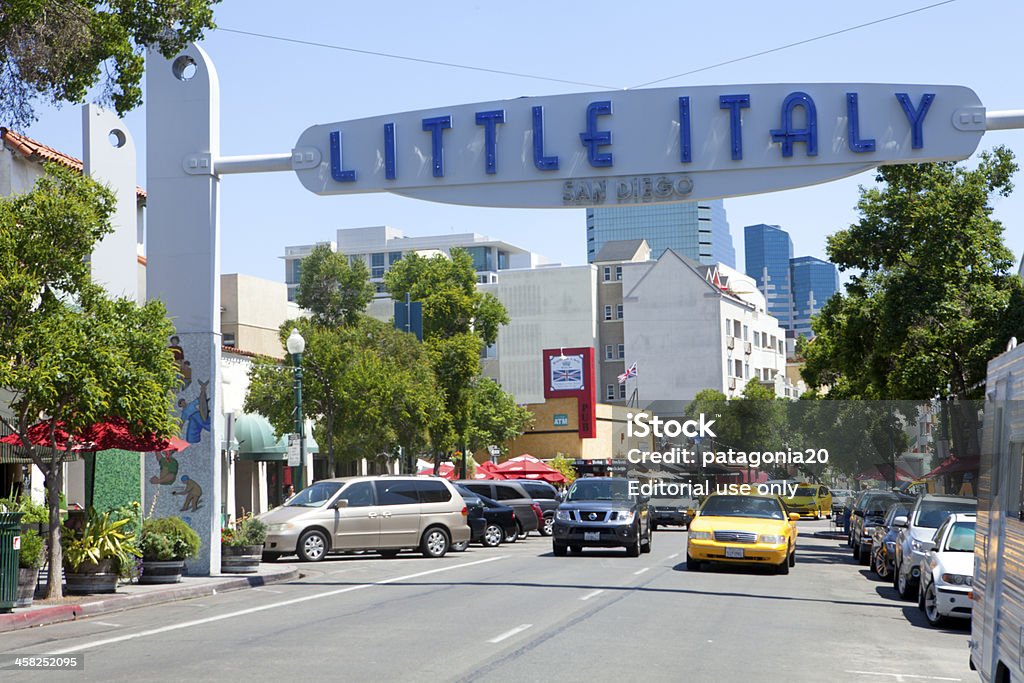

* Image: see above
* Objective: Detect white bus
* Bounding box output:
[972,339,1024,682]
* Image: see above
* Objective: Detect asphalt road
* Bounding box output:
[2,520,973,683]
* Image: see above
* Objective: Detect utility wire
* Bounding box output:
[628,0,958,89]
[215,27,619,91]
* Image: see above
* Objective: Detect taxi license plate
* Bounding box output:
[584,532,600,541]
[725,547,744,558]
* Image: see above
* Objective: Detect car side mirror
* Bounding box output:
[853,509,864,518]
[789,513,801,522]
[892,515,908,528]
[557,492,566,502]
[332,499,349,509]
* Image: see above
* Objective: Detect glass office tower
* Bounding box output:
[790,256,839,339]
[586,201,736,268]
[744,224,795,330]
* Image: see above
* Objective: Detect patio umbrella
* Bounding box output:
[474,461,506,480]
[417,463,458,480]
[494,458,566,484]
[0,417,189,453]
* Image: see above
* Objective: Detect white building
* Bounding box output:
[284,225,548,301]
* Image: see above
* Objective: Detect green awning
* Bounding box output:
[233,413,319,462]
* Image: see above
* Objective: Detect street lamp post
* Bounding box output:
[287,328,306,491]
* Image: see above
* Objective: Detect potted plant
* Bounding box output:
[221,514,267,574]
[62,508,141,594]
[139,516,201,584]
[16,528,44,608]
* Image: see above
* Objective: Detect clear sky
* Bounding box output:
[17,0,1024,283]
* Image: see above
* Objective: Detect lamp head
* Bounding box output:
[286,328,306,355]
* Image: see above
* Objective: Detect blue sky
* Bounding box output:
[18,0,1024,282]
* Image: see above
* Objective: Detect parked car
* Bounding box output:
[504,479,560,536]
[893,494,977,600]
[849,490,910,563]
[650,494,698,530]
[869,500,913,580]
[450,486,489,551]
[454,484,516,548]
[552,477,652,557]
[259,476,471,561]
[686,494,800,574]
[917,513,976,627]
[457,480,541,540]
[783,484,833,519]
[830,489,855,520]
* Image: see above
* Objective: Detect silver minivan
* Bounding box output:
[259,476,471,562]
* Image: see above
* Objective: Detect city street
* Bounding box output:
[3,520,972,683]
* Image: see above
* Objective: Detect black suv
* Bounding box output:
[552,477,652,557]
[504,479,560,536]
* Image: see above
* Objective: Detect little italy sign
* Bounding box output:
[293,83,987,208]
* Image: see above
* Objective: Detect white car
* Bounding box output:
[918,512,976,627]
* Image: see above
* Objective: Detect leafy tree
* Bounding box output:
[802,147,1023,458]
[294,244,373,328]
[0,164,180,598]
[384,250,511,468]
[1,0,220,129]
[548,453,577,485]
[465,376,533,456]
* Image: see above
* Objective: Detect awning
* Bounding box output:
[234,413,319,462]
[0,422,77,464]
[924,455,980,478]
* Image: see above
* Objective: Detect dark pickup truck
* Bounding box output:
[552,477,652,557]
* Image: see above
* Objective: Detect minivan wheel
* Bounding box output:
[421,527,450,558]
[541,514,554,537]
[482,524,503,547]
[297,529,328,562]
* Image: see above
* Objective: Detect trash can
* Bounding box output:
[0,512,24,613]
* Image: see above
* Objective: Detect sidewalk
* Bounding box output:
[0,563,300,634]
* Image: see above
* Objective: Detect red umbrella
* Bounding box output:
[0,417,188,453]
[494,458,566,484]
[474,461,507,480]
[418,463,457,480]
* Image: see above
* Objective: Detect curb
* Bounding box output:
[0,566,300,634]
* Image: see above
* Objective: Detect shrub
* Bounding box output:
[222,514,267,547]
[18,529,45,570]
[62,508,141,577]
[140,517,201,561]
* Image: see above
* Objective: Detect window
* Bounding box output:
[288,258,302,285]
[337,481,375,507]
[222,332,236,348]
[616,304,623,319]
[495,484,524,501]
[617,344,625,359]
[725,319,731,337]
[522,483,557,500]
[734,360,743,377]
[743,325,749,342]
[733,320,741,338]
[618,383,627,399]
[498,251,509,270]
[615,266,622,281]
[417,480,452,503]
[744,362,750,379]
[604,305,613,321]
[605,345,614,360]
[388,251,403,265]
[465,484,492,498]
[603,266,611,282]
[371,252,385,278]
[607,384,616,400]
[374,480,420,506]
[753,331,760,348]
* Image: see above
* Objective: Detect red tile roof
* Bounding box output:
[1,127,147,201]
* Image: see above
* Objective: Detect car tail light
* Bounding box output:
[461,506,467,517]
[511,511,516,519]
[532,503,543,519]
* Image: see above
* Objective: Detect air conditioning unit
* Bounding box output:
[744,342,752,355]
[726,337,735,349]
[728,377,736,390]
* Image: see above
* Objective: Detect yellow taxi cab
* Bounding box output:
[782,483,832,519]
[686,493,800,574]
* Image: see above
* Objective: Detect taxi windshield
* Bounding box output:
[701,495,785,520]
[793,487,817,497]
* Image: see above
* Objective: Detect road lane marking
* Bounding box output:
[46,556,506,655]
[488,624,532,644]
[844,672,960,681]
[666,553,679,560]
[579,590,604,601]
[251,588,282,594]
[92,622,120,627]
[633,567,650,575]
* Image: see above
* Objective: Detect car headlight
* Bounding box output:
[862,527,875,535]
[616,510,636,524]
[555,510,572,521]
[911,540,926,552]
[941,573,972,586]
[759,534,785,545]
[267,523,294,532]
[689,531,712,540]
[885,541,895,550]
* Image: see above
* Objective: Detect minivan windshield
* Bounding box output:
[566,478,632,502]
[285,482,343,508]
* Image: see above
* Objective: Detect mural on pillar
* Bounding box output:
[171,335,210,443]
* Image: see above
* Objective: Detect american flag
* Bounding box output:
[618,361,637,384]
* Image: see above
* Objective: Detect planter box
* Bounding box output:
[15,567,38,608]
[65,558,119,594]
[140,559,185,584]
[221,544,263,574]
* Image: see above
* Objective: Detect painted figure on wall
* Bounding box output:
[172,475,203,512]
[179,380,211,443]
[149,451,180,485]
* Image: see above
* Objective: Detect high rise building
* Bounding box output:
[586,201,735,268]
[790,256,840,340]
[744,224,795,330]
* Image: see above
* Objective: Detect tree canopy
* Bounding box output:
[1,0,220,129]
[294,244,373,328]
[0,164,180,598]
